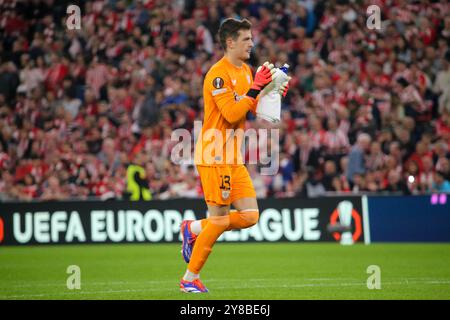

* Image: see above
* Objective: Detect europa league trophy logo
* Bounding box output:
[337,200,354,245]
[328,200,362,244]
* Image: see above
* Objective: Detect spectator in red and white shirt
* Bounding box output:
[323,117,349,155]
[308,115,326,150]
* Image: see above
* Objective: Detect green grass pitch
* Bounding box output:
[1,243,449,299]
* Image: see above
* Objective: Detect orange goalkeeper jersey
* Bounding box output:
[194,56,257,167]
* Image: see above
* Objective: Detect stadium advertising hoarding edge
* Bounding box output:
[0,197,366,245]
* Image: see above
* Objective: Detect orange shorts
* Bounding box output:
[197,165,257,206]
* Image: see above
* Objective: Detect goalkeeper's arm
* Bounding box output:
[214,62,275,124]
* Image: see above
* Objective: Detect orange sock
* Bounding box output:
[188,215,230,274]
[200,210,259,231]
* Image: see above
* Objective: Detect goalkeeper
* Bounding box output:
[179,18,290,293]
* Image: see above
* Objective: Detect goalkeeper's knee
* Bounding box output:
[239,209,259,228]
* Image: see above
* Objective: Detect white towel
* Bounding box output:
[256,68,289,123]
[256,94,281,123]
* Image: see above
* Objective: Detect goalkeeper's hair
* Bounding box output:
[218,18,252,51]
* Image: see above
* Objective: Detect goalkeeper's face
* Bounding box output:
[234,29,254,61]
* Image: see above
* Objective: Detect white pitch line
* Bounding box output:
[1,280,449,299]
[5,277,450,288]
[4,277,359,289]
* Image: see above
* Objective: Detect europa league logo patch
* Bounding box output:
[213,77,224,89]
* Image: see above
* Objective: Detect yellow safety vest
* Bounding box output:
[126,164,152,201]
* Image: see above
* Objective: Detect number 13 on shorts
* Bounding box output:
[219,174,231,201]
[220,175,231,190]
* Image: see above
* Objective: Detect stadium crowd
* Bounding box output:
[1,0,450,201]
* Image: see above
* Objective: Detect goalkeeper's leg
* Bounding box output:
[180,207,259,263]
[189,207,259,234]
[181,205,230,293]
